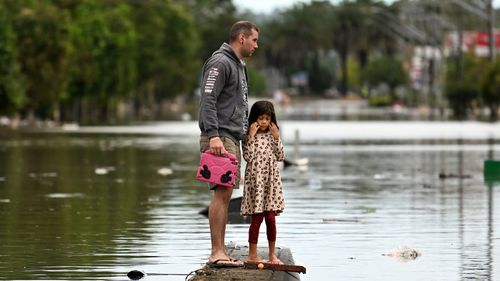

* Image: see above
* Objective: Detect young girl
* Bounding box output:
[241,100,285,265]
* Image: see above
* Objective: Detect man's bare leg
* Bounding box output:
[208,186,241,265]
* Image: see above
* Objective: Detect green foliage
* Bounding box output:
[12,1,74,118]
[331,0,397,95]
[246,62,267,97]
[347,56,361,90]
[480,59,500,120]
[369,94,392,107]
[307,56,334,95]
[69,0,137,102]
[445,55,484,119]
[179,0,236,61]
[152,3,200,98]
[0,3,27,113]
[262,1,335,71]
[127,1,200,102]
[364,56,407,94]
[62,0,139,123]
[0,0,204,121]
[446,82,478,120]
[260,0,394,95]
[6,0,495,122]
[286,52,338,96]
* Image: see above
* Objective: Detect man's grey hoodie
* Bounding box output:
[199,43,249,144]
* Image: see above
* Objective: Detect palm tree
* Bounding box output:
[331,0,398,95]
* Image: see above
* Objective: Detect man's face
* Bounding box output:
[241,28,259,58]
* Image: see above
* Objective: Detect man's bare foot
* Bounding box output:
[229,257,244,265]
[208,254,243,266]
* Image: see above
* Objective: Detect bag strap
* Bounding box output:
[203,150,237,162]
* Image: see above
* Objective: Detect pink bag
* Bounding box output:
[196,151,238,188]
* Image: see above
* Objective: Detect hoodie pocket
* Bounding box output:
[230,105,244,125]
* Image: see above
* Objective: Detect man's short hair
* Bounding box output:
[229,21,259,42]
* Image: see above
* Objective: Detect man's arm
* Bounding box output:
[199,60,227,155]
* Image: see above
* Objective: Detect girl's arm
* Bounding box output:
[243,136,255,162]
[269,122,285,161]
[273,137,285,161]
[243,122,259,162]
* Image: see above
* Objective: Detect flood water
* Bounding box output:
[1,121,499,281]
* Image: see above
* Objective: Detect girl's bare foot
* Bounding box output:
[267,254,284,265]
[246,254,265,263]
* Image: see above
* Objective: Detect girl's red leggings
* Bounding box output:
[248,211,276,244]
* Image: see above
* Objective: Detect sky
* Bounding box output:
[233,0,500,14]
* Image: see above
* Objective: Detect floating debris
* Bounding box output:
[383,245,420,262]
[157,167,173,176]
[295,158,309,166]
[322,217,360,223]
[94,168,108,175]
[373,173,388,180]
[0,199,11,203]
[29,172,58,178]
[283,158,309,172]
[0,116,9,126]
[127,269,146,280]
[356,206,377,214]
[46,193,85,199]
[61,123,79,131]
[94,167,115,175]
[439,173,471,179]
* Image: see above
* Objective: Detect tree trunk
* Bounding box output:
[340,47,348,96]
[490,105,499,122]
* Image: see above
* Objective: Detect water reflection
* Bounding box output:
[0,122,499,281]
[0,133,203,280]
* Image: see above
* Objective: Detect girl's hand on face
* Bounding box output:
[248,122,259,138]
[269,122,280,140]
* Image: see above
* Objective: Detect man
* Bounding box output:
[198,20,259,267]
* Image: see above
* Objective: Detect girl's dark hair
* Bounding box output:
[247,100,278,133]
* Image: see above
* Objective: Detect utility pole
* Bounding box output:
[457,4,464,80]
[486,0,496,60]
[453,0,495,60]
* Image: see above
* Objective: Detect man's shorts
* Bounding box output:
[199,135,241,189]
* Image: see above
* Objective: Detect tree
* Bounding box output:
[11,1,73,120]
[307,54,335,94]
[331,1,365,95]
[445,55,483,120]
[68,0,137,122]
[179,0,236,61]
[0,2,26,115]
[364,56,407,100]
[331,0,398,96]
[128,0,200,118]
[259,1,336,93]
[246,62,267,97]
[481,59,500,121]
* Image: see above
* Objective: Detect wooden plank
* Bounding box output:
[244,261,306,273]
[187,244,303,281]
